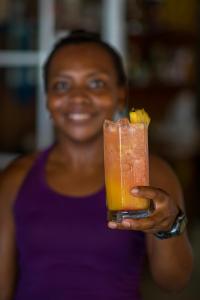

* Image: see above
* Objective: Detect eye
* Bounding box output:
[88,79,106,90]
[52,81,70,93]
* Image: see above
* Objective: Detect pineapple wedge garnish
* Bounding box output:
[129,108,151,126]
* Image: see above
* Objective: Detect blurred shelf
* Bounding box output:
[128,82,196,121]
[129,82,195,99]
[129,30,197,47]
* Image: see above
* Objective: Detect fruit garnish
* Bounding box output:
[129,108,151,125]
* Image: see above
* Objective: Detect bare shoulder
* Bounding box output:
[149,153,179,185]
[149,154,175,176]
[0,152,39,206]
[149,154,184,206]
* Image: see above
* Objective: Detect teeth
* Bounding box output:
[68,113,90,121]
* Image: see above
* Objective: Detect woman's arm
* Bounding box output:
[108,155,193,292]
[0,204,17,300]
[145,155,193,292]
[0,155,37,300]
[0,170,18,300]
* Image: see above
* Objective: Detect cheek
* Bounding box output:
[99,99,119,116]
[97,93,118,109]
[47,96,64,112]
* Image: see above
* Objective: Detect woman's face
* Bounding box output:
[47,43,126,143]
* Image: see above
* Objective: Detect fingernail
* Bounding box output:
[131,187,139,194]
[108,222,117,229]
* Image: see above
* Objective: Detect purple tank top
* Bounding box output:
[13,148,146,300]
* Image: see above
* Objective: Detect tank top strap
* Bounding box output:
[29,144,54,176]
[35,145,54,168]
[14,145,54,202]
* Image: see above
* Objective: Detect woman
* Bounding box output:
[0,31,193,300]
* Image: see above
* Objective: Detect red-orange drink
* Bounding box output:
[104,110,151,222]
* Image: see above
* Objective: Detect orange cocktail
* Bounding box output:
[103,109,151,222]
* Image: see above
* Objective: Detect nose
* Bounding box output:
[68,87,91,105]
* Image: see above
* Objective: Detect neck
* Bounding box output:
[54,135,104,170]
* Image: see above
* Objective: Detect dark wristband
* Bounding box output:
[154,208,187,240]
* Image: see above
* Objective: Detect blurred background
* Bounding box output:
[0,0,199,298]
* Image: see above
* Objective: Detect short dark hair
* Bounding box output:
[43,30,127,92]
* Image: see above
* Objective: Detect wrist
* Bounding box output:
[154,208,187,240]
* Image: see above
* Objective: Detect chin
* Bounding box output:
[67,130,103,144]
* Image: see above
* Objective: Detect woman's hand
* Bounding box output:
[108,186,179,232]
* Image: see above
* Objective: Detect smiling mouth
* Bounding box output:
[68,113,92,121]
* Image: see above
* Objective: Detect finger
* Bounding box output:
[131,186,169,204]
[108,216,172,233]
[108,221,129,230]
[122,216,159,231]
[131,186,171,213]
[108,219,155,231]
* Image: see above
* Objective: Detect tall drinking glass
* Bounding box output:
[104,115,151,222]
